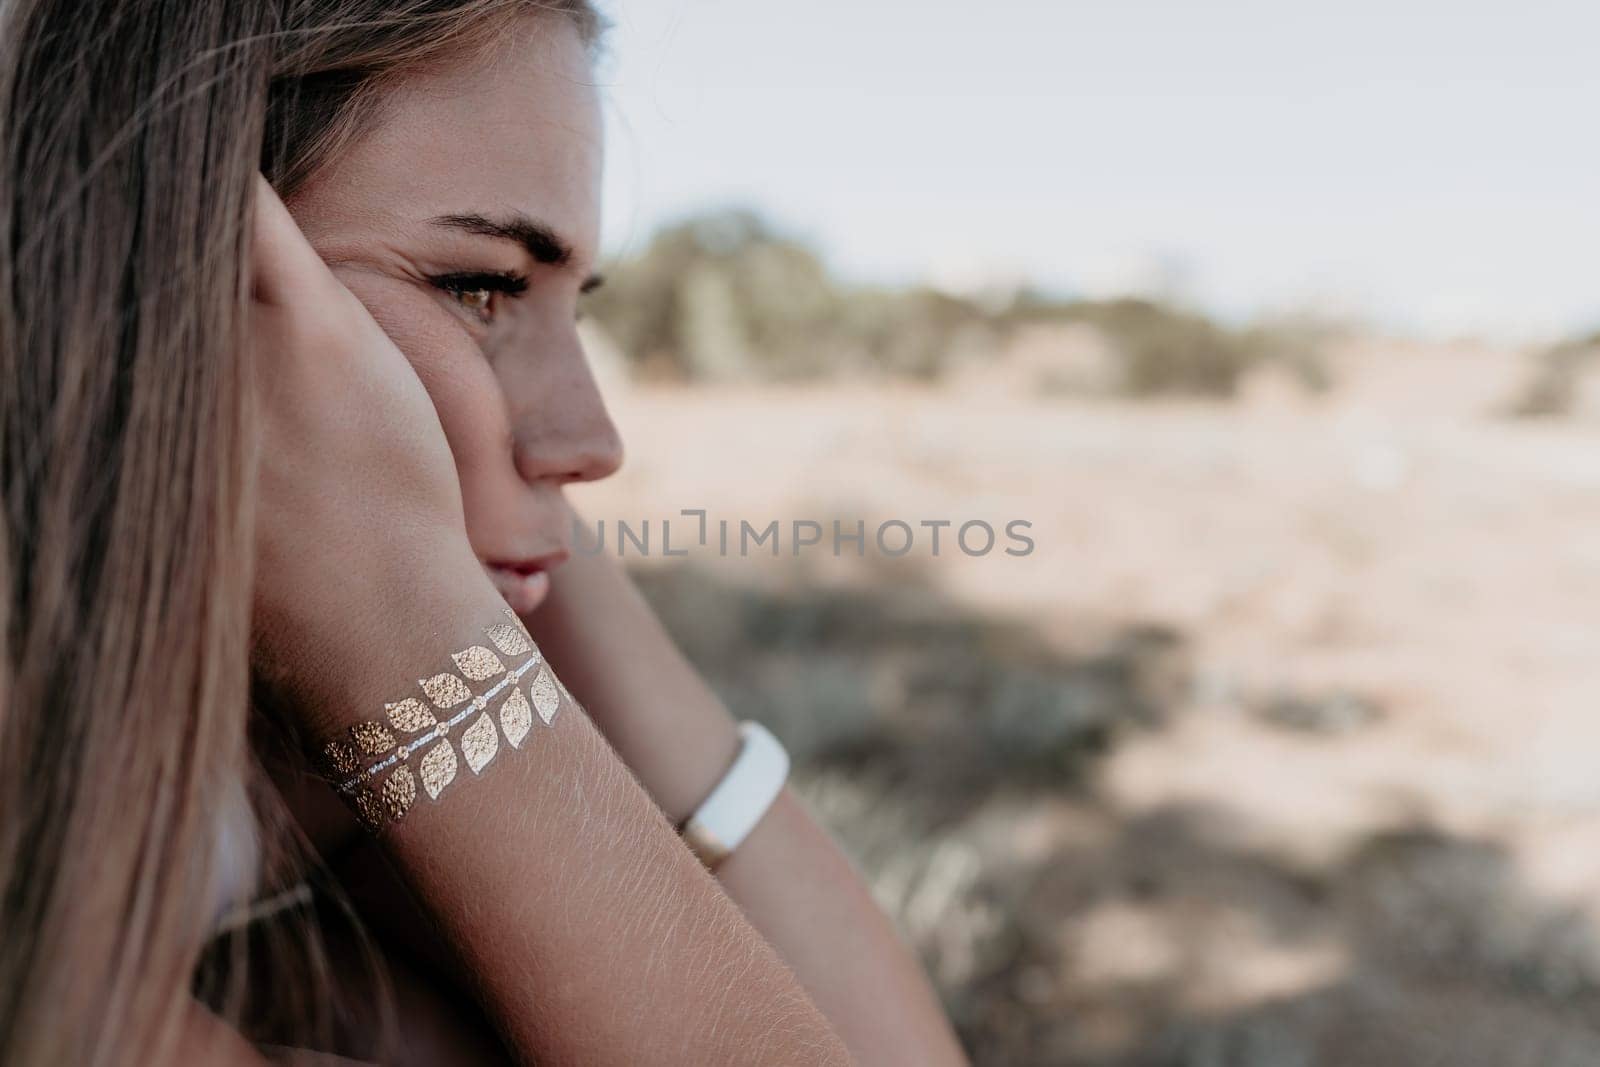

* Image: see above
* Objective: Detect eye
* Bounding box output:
[457,287,493,314]
[428,271,528,325]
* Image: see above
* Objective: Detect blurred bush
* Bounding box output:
[1001,293,1336,399]
[587,210,998,382]
[588,208,1331,398]
[1508,331,1600,418]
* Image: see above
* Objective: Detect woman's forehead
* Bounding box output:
[299,17,602,256]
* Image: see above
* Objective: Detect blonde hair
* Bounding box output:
[0,1,600,1062]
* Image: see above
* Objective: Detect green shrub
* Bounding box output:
[588,209,1333,397]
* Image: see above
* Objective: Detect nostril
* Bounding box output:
[509,400,623,485]
[561,430,623,485]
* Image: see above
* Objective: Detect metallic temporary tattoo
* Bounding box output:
[529,665,560,725]
[381,765,417,821]
[386,697,437,734]
[325,610,566,830]
[419,738,458,800]
[460,712,498,774]
[500,687,533,749]
[452,645,505,681]
[353,788,385,834]
[351,720,396,756]
[324,739,360,779]
[421,672,473,709]
[485,622,534,658]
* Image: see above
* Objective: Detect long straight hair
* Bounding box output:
[0,2,600,1062]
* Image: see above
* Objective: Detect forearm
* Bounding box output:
[526,539,968,1066]
[271,546,849,1066]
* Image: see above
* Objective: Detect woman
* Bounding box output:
[0,0,966,1063]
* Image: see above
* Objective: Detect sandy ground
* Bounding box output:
[568,340,1600,1065]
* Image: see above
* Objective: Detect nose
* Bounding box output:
[503,324,624,487]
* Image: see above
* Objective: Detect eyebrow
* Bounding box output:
[429,211,603,291]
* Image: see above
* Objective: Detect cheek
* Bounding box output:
[336,272,515,487]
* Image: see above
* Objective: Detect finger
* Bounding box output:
[249,172,327,306]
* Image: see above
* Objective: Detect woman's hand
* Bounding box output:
[248,174,478,717]
[242,175,854,1066]
[524,512,971,1065]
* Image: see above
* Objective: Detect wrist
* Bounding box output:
[680,721,791,869]
[529,550,743,824]
[254,531,507,743]
[619,695,744,826]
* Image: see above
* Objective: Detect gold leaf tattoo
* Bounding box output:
[419,739,458,800]
[421,672,472,709]
[485,622,533,658]
[386,697,436,733]
[500,687,532,749]
[453,645,505,681]
[382,766,417,821]
[461,712,498,774]
[323,739,359,778]
[353,787,385,834]
[327,611,563,831]
[351,720,396,756]
[530,666,560,726]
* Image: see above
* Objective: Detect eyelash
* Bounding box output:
[427,270,529,324]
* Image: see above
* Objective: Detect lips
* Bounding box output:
[485,551,568,616]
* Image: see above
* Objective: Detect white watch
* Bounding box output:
[679,721,789,869]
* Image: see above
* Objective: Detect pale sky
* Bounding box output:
[596,1,1600,340]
